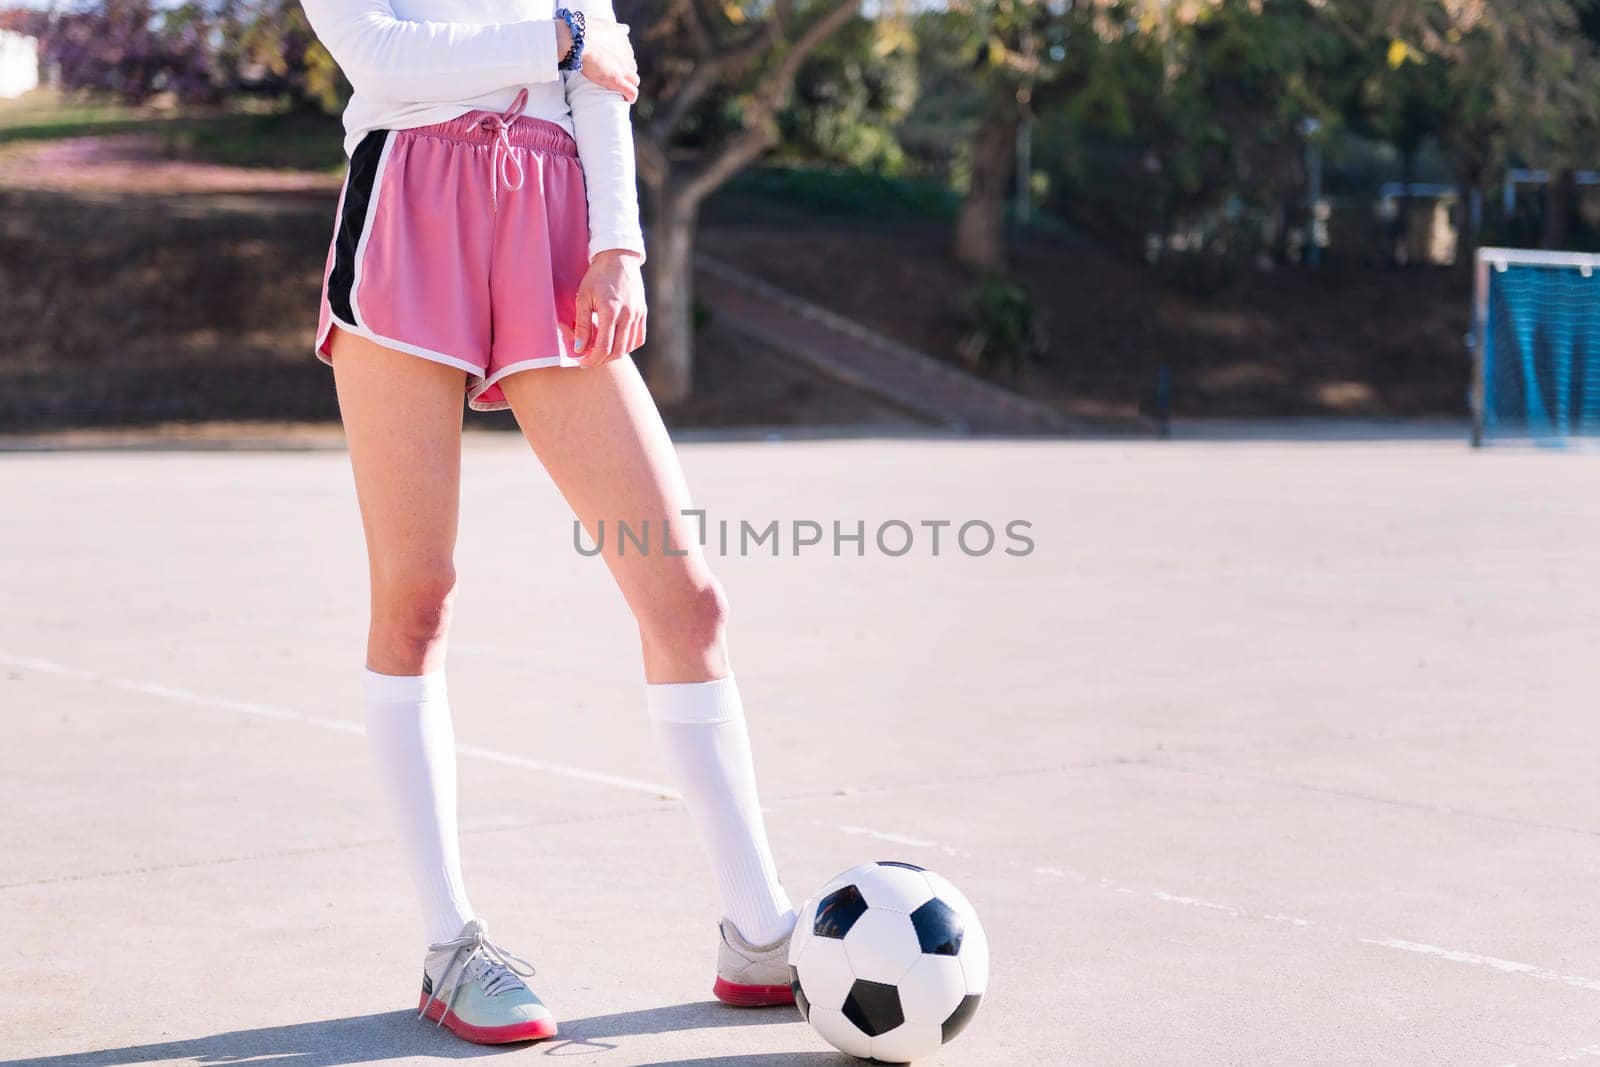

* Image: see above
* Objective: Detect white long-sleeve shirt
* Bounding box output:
[300,0,644,260]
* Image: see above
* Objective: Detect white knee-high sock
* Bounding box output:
[647,675,795,946]
[362,668,476,947]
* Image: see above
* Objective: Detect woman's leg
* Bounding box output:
[334,330,466,677]
[499,360,797,952]
[331,328,477,948]
[500,357,723,684]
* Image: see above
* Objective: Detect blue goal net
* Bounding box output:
[1474,248,1600,446]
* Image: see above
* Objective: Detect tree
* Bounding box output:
[949,0,1063,271]
[620,0,864,404]
[218,0,346,113]
[26,0,219,104]
[11,0,345,111]
[778,15,919,172]
[1371,0,1600,256]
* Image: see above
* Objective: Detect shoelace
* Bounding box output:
[419,924,538,1026]
[480,87,530,211]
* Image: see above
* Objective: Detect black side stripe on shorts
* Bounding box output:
[327,129,391,327]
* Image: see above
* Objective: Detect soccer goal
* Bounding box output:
[1472,247,1600,447]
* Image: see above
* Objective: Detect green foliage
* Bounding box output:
[1156,0,1367,220]
[897,9,990,174]
[0,104,345,171]
[18,0,1600,264]
[779,16,919,172]
[17,0,348,113]
[726,165,961,220]
[958,271,1041,371]
[220,0,348,113]
[621,1,871,168]
[917,0,1600,263]
[170,110,346,170]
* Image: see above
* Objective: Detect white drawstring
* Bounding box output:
[480,87,530,211]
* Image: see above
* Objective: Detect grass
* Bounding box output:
[0,93,151,141]
[0,90,346,172]
[0,94,1039,228]
[724,165,963,222]
[715,163,1075,239]
[160,111,346,172]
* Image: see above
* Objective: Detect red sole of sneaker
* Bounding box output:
[417,992,559,1044]
[712,976,797,1008]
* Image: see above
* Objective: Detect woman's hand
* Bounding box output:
[556,17,640,103]
[572,250,646,368]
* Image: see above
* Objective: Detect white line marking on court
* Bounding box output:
[456,742,678,798]
[838,825,938,848]
[1360,938,1600,992]
[11,649,1600,1003]
[3,651,678,798]
[1505,1044,1600,1066]
[303,715,367,735]
[1060,868,1317,929]
[0,653,74,675]
[111,679,304,721]
[1151,890,1242,915]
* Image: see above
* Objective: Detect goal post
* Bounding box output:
[1472,246,1600,447]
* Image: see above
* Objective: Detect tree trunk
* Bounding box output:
[1542,167,1575,250]
[954,90,1021,272]
[1397,144,1417,267]
[1455,170,1481,278]
[643,191,699,405]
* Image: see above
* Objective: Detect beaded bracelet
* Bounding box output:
[555,8,586,71]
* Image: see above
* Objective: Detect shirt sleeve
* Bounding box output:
[301,0,561,105]
[564,0,646,261]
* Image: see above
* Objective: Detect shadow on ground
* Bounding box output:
[3,1002,846,1066]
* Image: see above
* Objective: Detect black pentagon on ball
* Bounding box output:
[941,993,981,1043]
[910,897,964,956]
[789,965,810,1021]
[841,978,904,1037]
[813,884,868,939]
[876,860,927,872]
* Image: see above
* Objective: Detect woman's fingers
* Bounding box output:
[612,310,638,362]
[601,309,629,364]
[571,249,645,366]
[584,300,621,368]
[572,288,597,357]
[600,69,639,102]
[628,311,647,355]
[587,308,640,366]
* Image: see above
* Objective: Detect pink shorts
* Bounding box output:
[315,97,589,411]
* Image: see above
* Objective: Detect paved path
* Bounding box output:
[3,436,1599,1065]
[696,256,1074,435]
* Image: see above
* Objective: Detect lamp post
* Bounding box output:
[1300,116,1324,267]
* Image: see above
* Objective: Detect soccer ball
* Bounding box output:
[788,861,988,1063]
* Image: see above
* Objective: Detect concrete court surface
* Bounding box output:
[2,431,1598,1066]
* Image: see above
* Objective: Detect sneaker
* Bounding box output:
[712,917,797,1007]
[417,919,557,1044]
